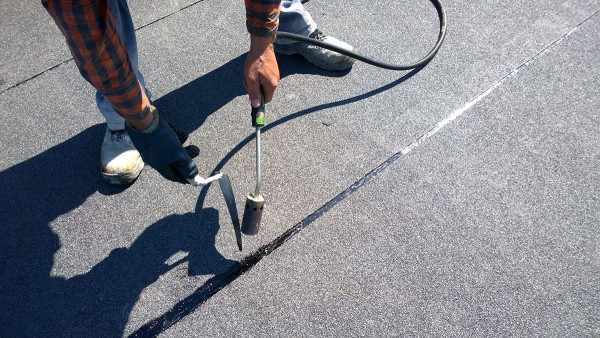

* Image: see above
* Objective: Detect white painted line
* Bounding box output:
[398,9,599,157]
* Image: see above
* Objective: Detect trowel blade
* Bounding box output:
[218,174,243,251]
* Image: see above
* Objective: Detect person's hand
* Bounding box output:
[126,105,199,184]
[244,35,280,107]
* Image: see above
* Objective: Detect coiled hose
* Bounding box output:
[277,0,447,70]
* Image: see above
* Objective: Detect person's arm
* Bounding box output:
[243,0,282,108]
[43,0,198,184]
[42,0,153,129]
[244,0,281,38]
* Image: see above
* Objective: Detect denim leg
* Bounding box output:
[279,0,318,40]
[96,0,148,131]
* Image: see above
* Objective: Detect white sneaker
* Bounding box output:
[101,128,144,185]
[276,29,355,71]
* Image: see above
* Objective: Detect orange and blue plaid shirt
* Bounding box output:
[245,0,281,37]
[42,0,281,118]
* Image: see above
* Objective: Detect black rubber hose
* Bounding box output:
[276,0,447,70]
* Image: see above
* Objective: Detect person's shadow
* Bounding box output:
[154,53,349,134]
[0,53,418,337]
[0,122,238,336]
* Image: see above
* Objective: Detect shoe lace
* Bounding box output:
[309,29,326,41]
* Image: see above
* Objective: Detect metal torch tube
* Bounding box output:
[255,127,262,195]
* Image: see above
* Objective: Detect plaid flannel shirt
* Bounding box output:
[245,0,281,38]
[42,0,281,117]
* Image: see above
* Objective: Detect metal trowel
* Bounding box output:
[189,173,243,251]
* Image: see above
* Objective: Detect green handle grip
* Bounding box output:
[251,102,266,128]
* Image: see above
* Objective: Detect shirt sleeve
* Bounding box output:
[42,0,149,118]
[244,0,281,38]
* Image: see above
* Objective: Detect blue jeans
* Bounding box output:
[100,0,317,131]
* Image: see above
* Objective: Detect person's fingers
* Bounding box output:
[260,75,276,103]
[170,158,199,184]
[246,73,262,108]
[184,145,200,159]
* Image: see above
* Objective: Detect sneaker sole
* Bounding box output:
[275,43,355,71]
[101,161,144,185]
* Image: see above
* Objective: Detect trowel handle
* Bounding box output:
[251,102,266,127]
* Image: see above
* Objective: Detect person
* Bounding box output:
[42,0,354,185]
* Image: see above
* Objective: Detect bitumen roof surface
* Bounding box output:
[1,0,599,336]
